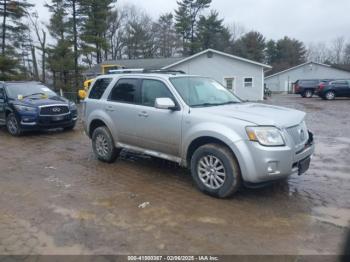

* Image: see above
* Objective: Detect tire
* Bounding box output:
[6,113,22,136]
[325,91,335,100]
[190,143,241,198]
[92,126,120,163]
[303,90,313,98]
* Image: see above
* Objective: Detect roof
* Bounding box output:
[85,49,271,77]
[163,49,272,69]
[85,57,184,77]
[265,61,350,79]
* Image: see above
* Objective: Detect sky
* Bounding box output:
[35,0,350,44]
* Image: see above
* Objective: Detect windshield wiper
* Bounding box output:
[22,92,46,99]
[215,101,240,106]
[191,101,239,107]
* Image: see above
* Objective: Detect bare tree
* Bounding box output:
[344,43,350,64]
[27,11,47,83]
[331,36,345,64]
[106,7,127,60]
[227,22,246,43]
[306,42,332,63]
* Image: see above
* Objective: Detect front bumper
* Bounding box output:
[233,131,315,183]
[19,111,78,130]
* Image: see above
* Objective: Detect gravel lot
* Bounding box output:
[0,94,349,256]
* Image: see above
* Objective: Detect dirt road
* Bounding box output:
[0,95,349,255]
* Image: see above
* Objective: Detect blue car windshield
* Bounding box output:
[170,76,241,107]
[5,83,57,99]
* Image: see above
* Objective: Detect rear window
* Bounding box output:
[299,80,319,85]
[332,80,348,85]
[109,79,140,104]
[89,78,112,99]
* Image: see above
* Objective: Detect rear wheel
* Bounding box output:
[92,126,120,163]
[325,91,335,100]
[190,143,241,198]
[303,90,313,98]
[6,113,22,136]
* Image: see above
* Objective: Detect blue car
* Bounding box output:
[0,81,78,136]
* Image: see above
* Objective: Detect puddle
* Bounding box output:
[312,207,350,228]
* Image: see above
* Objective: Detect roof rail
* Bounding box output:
[142,69,186,75]
[107,68,186,75]
[108,69,144,74]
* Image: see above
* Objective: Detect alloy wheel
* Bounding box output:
[95,134,109,157]
[197,155,226,190]
[7,116,19,135]
[326,91,335,100]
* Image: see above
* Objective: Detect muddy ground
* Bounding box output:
[0,94,349,256]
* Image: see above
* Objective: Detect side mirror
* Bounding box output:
[79,90,87,99]
[155,97,176,110]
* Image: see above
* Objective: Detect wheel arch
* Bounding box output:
[185,136,241,171]
[89,118,109,138]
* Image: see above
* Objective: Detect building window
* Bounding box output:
[244,77,253,88]
[224,77,235,91]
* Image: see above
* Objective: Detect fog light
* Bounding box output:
[267,161,279,174]
[22,117,36,123]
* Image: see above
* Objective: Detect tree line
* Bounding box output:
[0,0,350,92]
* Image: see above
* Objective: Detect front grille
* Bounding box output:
[40,105,69,116]
[286,121,309,146]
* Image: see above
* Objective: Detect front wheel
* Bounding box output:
[190,144,241,198]
[92,126,120,163]
[325,91,335,100]
[6,113,22,136]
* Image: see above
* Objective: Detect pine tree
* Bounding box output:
[175,0,211,55]
[233,31,266,63]
[154,13,179,57]
[46,0,74,91]
[79,0,116,63]
[0,0,33,79]
[196,11,231,52]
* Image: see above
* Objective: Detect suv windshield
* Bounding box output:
[5,83,57,99]
[170,76,241,107]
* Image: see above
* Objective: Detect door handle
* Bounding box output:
[138,111,149,118]
[105,106,115,112]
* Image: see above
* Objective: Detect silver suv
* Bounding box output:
[82,72,315,198]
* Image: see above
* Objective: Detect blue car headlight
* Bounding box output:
[69,101,77,111]
[14,105,37,113]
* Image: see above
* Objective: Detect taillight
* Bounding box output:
[318,83,325,91]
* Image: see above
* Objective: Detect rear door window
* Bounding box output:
[89,78,112,99]
[141,79,174,107]
[109,78,141,104]
[333,80,348,86]
[0,87,4,99]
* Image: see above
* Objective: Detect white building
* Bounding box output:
[265,61,350,93]
[87,49,271,101]
[163,49,271,101]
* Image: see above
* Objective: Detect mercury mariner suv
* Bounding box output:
[82,72,315,198]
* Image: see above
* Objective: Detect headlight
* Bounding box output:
[14,105,37,113]
[69,101,77,110]
[246,126,285,146]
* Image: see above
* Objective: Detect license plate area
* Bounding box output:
[52,115,65,122]
[298,157,311,175]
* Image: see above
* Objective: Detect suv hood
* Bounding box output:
[12,96,69,107]
[198,103,305,128]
